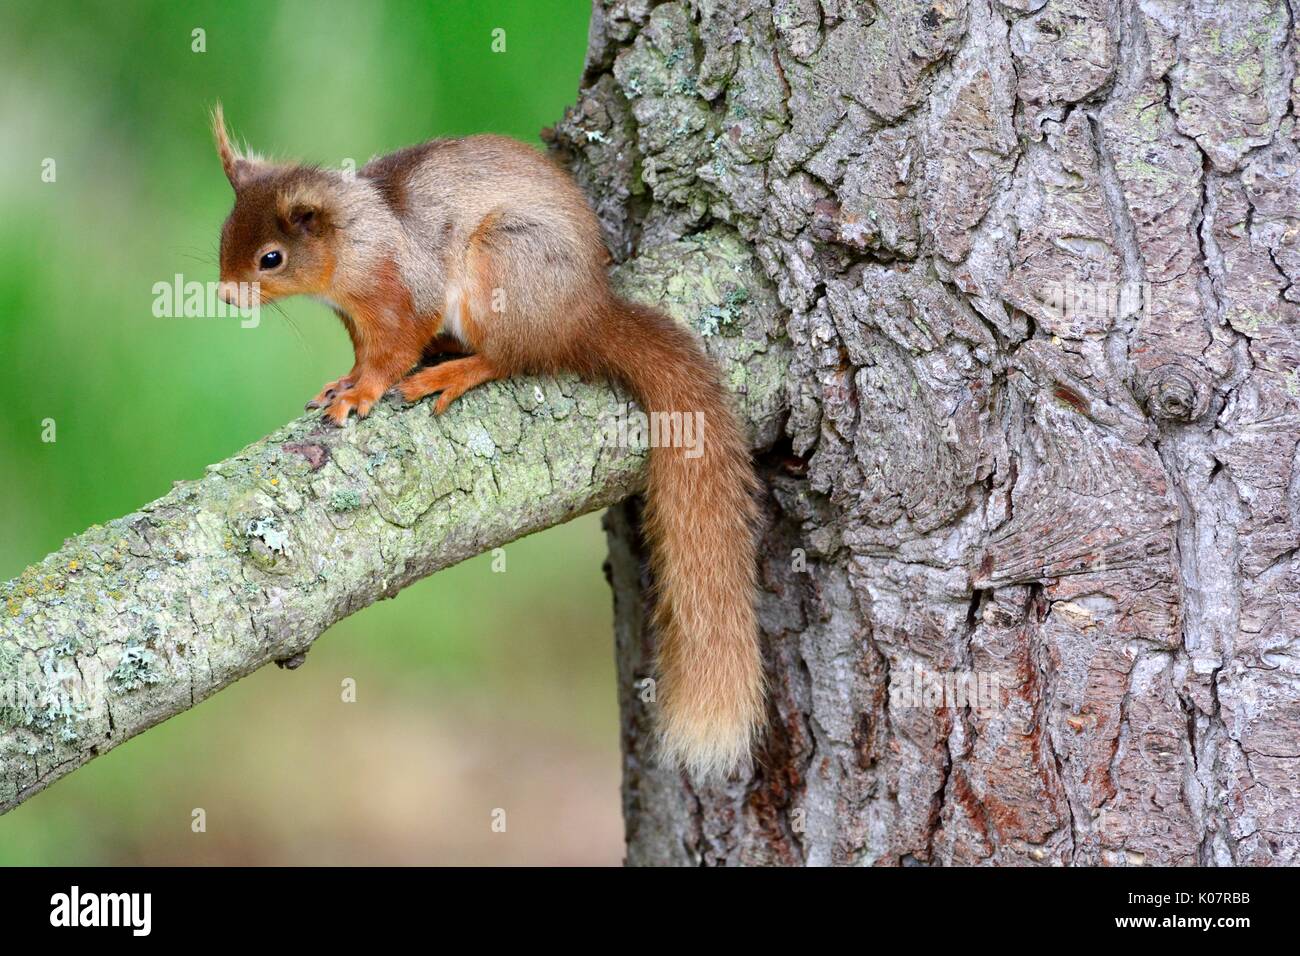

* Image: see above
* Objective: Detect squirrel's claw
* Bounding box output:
[322,400,353,427]
[307,376,356,411]
[323,385,379,426]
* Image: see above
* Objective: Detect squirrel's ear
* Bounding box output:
[277,197,333,237]
[276,179,335,236]
[285,203,327,235]
[211,103,261,191]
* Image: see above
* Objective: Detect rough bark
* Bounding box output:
[555,0,1300,865]
[0,239,790,814]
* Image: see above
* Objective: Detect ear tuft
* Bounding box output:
[211,103,262,191]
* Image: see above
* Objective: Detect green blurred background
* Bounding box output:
[0,0,623,864]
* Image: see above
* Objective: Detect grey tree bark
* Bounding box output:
[553,0,1300,865]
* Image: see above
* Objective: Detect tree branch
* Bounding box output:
[0,227,788,813]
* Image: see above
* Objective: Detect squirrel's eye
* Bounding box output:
[259,250,283,270]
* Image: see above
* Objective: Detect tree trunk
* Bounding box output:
[555,0,1300,865]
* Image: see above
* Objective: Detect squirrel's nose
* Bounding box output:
[217,281,240,306]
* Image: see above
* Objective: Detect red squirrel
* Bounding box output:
[211,106,763,779]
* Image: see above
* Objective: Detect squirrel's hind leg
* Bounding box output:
[395,354,503,414]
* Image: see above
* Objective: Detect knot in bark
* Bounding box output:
[1145,365,1207,422]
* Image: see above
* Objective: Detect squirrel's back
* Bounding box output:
[361,135,606,267]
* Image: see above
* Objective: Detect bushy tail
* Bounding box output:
[596,297,763,779]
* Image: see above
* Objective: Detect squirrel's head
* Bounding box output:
[212,105,341,306]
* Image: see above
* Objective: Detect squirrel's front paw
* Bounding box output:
[323,385,380,426]
[306,375,356,411]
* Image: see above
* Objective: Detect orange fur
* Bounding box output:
[323,260,433,424]
[590,300,764,777]
[398,354,503,414]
